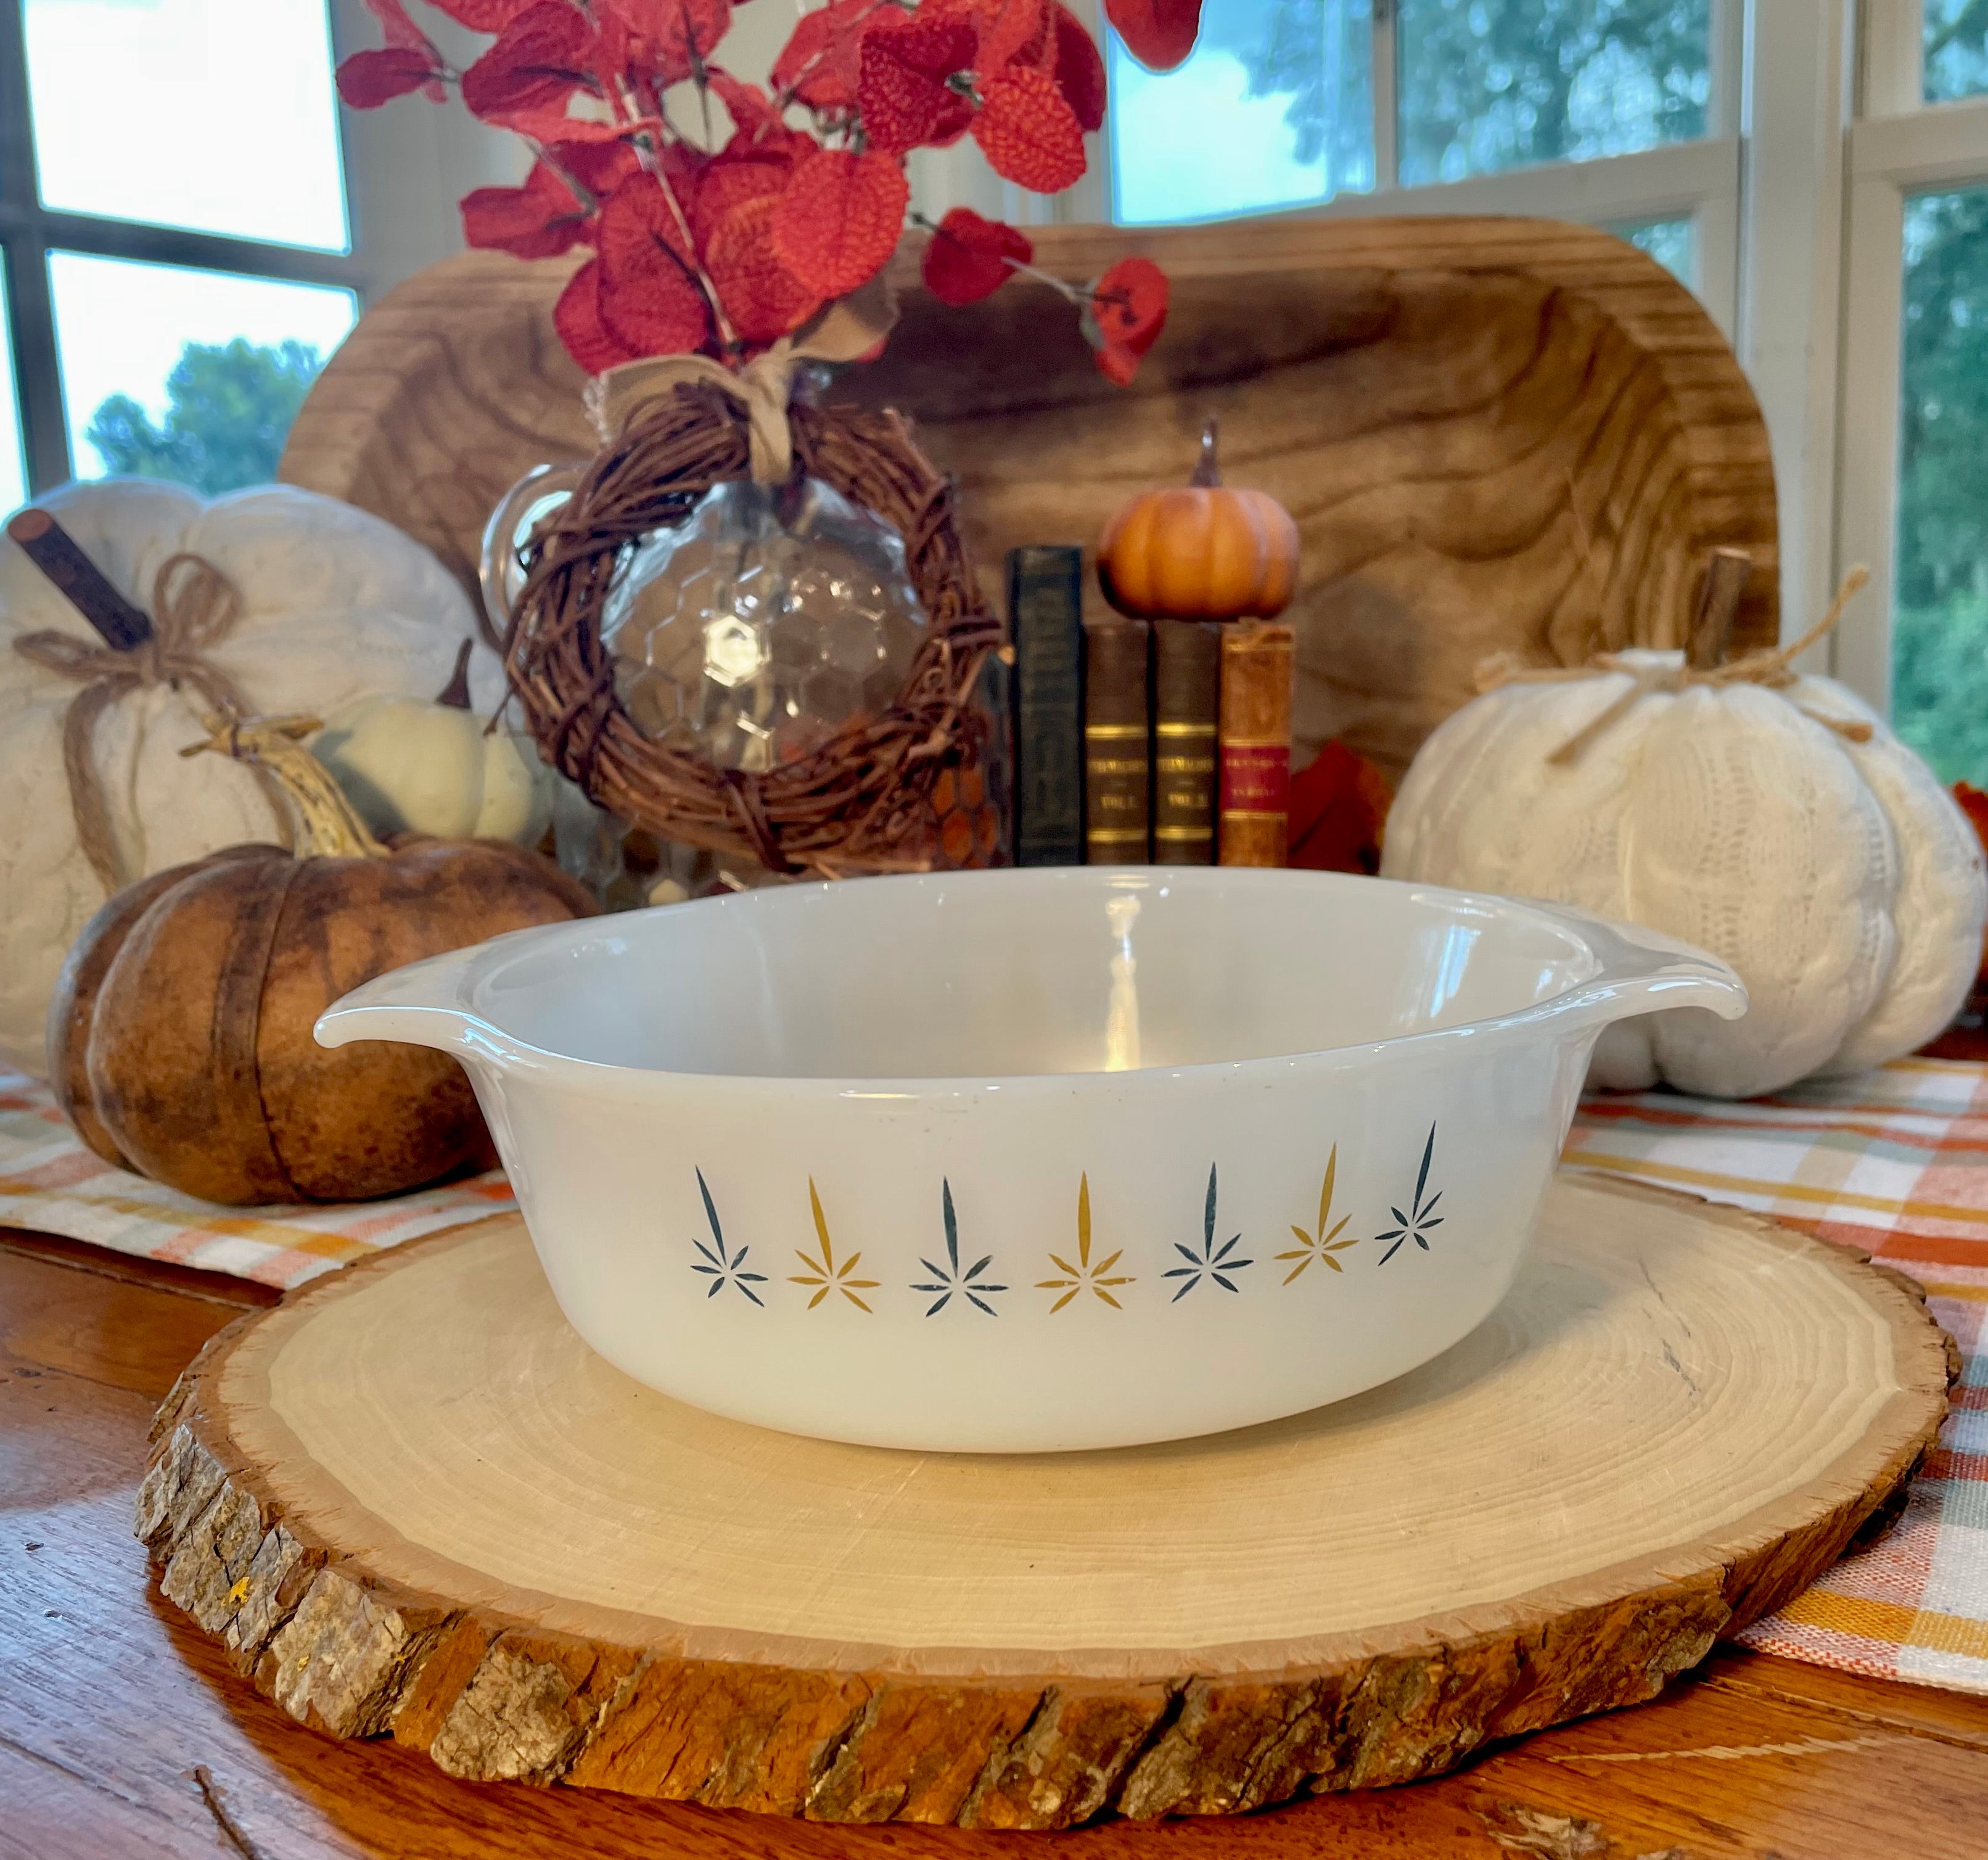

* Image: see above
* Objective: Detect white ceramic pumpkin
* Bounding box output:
[1382,649,1988,1098]
[314,644,555,846]
[0,478,505,1077]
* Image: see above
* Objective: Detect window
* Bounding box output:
[0,0,362,500]
[1101,0,1735,327]
[1836,1,1988,779]
[1108,1,1374,224]
[0,266,23,512]
[1096,1,1988,776]
[1925,0,1988,103]
[1889,185,1988,780]
[1392,0,1711,186]
[1615,215,1696,287]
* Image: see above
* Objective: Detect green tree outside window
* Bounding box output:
[1895,187,1988,784]
[86,337,324,497]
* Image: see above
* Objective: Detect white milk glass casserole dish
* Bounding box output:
[317,867,1744,1452]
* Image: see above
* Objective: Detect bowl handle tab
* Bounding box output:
[313,950,482,1055]
[1530,907,1749,1031]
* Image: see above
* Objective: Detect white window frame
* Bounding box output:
[1037,0,1748,337]
[1833,0,1988,711]
[958,0,1988,678]
[0,0,513,496]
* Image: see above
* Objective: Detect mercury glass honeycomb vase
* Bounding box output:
[599,476,927,773]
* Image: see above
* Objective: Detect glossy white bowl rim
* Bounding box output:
[315,869,1748,1101]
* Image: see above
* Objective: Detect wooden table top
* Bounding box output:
[7,1222,1988,1860]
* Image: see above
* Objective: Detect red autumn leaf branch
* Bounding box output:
[335,0,1192,385]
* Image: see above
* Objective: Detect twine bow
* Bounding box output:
[1476,566,1875,765]
[10,552,258,890]
[583,273,901,482]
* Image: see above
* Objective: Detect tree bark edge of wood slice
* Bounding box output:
[137,1174,1952,1830]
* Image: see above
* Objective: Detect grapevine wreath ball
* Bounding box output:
[337,0,1198,870]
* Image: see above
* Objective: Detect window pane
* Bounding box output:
[49,253,355,495]
[1397,0,1711,187]
[25,0,348,252]
[1926,0,1988,102]
[0,268,25,514]
[1893,187,1988,784]
[1111,0,1373,224]
[1611,216,1694,289]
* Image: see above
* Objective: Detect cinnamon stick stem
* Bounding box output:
[6,508,154,651]
[1686,547,1752,670]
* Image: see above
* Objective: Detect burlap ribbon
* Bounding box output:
[1476,566,1875,765]
[583,273,901,481]
[9,551,259,889]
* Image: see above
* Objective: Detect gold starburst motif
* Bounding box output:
[1037,1174,1135,1312]
[790,1179,879,1311]
[1278,1145,1357,1283]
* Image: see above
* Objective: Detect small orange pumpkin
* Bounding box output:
[1098,417,1300,620]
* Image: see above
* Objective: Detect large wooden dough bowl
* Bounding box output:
[279,218,1779,782]
[139,1173,1949,1829]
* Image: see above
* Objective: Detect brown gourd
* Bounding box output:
[1097,416,1300,621]
[47,714,595,1206]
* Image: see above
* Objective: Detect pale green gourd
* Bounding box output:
[316,641,554,846]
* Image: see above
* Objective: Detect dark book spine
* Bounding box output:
[1084,619,1151,863]
[1152,621,1220,865]
[1006,546,1086,866]
[1218,622,1294,867]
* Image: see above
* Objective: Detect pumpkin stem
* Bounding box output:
[1189,416,1222,488]
[6,508,155,651]
[180,714,390,860]
[1685,548,1751,670]
[436,638,475,710]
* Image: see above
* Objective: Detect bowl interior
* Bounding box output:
[468,869,1599,1081]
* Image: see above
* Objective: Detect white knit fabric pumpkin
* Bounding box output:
[0,478,505,1077]
[1382,649,1987,1098]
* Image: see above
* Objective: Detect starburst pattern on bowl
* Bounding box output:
[1037,1174,1135,1312]
[1163,1163,1254,1301]
[790,1178,879,1311]
[1377,1125,1444,1264]
[688,1167,767,1305]
[913,1180,1008,1315]
[1276,1144,1358,1283]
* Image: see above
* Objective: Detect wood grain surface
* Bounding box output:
[132,1177,1950,1829]
[279,218,1778,783]
[6,1224,1988,1856]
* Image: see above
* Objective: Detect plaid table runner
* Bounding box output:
[1569,1058,1988,1692]
[4,1059,1984,1694]
[0,1068,512,1287]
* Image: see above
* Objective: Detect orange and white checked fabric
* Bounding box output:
[1570,1058,1988,1695]
[6,1056,1986,1693]
[0,1068,514,1288]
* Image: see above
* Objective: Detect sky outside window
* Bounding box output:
[49,253,355,479]
[0,268,25,513]
[1110,0,1374,224]
[24,0,349,252]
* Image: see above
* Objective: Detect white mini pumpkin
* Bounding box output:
[314,643,556,846]
[1382,649,1988,1098]
[0,478,506,1077]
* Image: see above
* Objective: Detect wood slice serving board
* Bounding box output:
[139,1174,1950,1830]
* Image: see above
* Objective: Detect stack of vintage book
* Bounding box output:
[1006,545,1294,868]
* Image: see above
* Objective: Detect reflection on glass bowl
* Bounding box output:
[601,476,927,774]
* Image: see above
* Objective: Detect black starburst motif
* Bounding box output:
[1163,1163,1254,1301]
[688,1167,768,1304]
[912,1179,1007,1315]
[1376,1125,1443,1264]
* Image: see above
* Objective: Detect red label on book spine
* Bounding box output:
[1221,743,1290,815]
